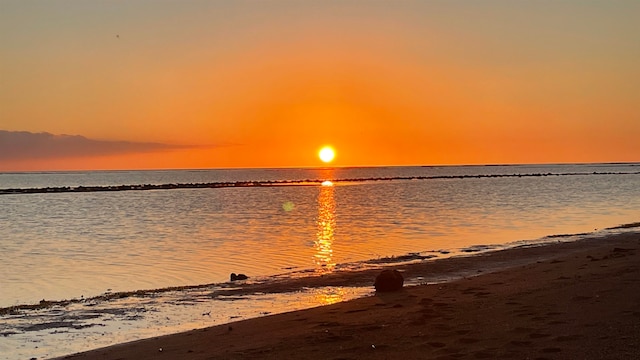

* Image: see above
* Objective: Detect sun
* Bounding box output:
[318,146,335,163]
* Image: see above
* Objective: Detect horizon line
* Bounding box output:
[1,161,639,174]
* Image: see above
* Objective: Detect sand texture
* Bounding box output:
[58,232,640,360]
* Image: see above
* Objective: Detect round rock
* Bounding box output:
[374,269,404,292]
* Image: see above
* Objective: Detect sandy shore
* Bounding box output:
[58,231,640,360]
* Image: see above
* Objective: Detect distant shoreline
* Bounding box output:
[1,161,639,174]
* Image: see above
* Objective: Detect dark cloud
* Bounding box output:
[0,130,185,161]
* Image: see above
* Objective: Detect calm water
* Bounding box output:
[1,164,639,359]
[1,163,639,307]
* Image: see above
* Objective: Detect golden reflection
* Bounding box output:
[314,180,336,271]
[314,287,345,305]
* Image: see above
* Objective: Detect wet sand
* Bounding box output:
[58,231,640,360]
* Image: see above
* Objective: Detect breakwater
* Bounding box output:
[1,171,637,195]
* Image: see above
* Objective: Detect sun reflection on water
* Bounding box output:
[313,287,346,305]
[314,180,336,271]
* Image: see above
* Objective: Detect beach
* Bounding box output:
[4,1,639,357]
[57,230,640,360]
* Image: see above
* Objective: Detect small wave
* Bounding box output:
[605,222,640,230]
[363,253,437,264]
[545,232,591,238]
[459,244,498,253]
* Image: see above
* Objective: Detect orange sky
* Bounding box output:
[1,1,638,171]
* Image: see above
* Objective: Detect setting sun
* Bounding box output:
[318,146,336,163]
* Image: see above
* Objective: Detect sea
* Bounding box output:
[1,163,639,359]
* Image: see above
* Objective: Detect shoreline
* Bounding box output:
[55,230,640,360]
[0,227,615,314]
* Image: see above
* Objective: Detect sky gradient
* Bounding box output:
[1,0,639,171]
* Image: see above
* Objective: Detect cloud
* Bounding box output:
[0,130,185,161]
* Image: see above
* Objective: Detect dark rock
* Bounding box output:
[230,273,248,281]
[374,269,404,292]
